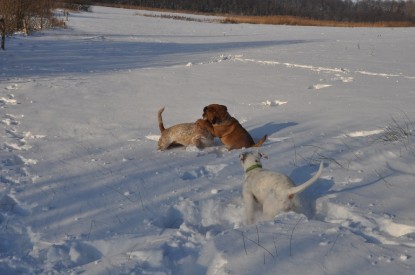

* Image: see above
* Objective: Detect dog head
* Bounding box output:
[239,151,267,172]
[202,104,229,125]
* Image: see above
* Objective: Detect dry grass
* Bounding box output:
[221,15,415,28]
[96,3,415,28]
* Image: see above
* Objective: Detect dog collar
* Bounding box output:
[245,164,262,173]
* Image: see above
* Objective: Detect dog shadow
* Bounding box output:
[289,163,334,219]
[249,122,298,140]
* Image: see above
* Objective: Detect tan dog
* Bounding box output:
[157,107,214,151]
[196,104,267,150]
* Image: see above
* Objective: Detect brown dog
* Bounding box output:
[157,107,214,151]
[196,104,267,150]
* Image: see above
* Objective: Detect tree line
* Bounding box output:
[94,0,415,23]
[1,0,414,42]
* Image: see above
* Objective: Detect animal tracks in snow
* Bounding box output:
[193,54,414,93]
[260,99,288,107]
[2,114,23,126]
[178,164,228,181]
[1,82,44,271]
[5,84,19,90]
[0,94,17,105]
[232,55,353,91]
[339,129,384,138]
[317,199,415,247]
[308,84,332,90]
[1,85,39,181]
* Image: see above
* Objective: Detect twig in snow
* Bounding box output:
[326,230,341,256]
[137,188,146,209]
[273,235,279,257]
[235,229,274,258]
[87,220,96,241]
[240,230,248,255]
[256,225,260,245]
[374,169,392,189]
[104,184,136,203]
[291,139,298,167]
[289,216,303,257]
[303,144,343,168]
[127,242,140,261]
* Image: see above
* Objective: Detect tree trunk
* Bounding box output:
[23,17,29,36]
[0,18,5,50]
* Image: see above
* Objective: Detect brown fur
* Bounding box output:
[157,107,214,151]
[196,104,267,150]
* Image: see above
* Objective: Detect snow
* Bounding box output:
[1,5,415,274]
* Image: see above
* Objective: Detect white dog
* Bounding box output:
[239,151,323,224]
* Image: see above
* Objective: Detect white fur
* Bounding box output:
[240,151,323,224]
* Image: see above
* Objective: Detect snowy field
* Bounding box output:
[1,5,415,274]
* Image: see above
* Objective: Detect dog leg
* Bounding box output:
[262,198,280,221]
[243,191,256,225]
[157,138,170,151]
[192,136,204,149]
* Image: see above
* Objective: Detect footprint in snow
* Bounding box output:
[6,129,23,138]
[318,200,415,247]
[4,130,44,151]
[145,135,160,141]
[343,129,384,138]
[46,241,102,270]
[5,84,18,90]
[5,140,32,151]
[308,84,332,90]
[152,206,184,229]
[1,118,19,126]
[0,94,17,105]
[0,193,30,215]
[333,74,353,83]
[178,164,227,180]
[2,114,23,126]
[261,100,288,107]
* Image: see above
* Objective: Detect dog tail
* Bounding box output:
[288,161,323,196]
[158,107,166,133]
[252,134,267,147]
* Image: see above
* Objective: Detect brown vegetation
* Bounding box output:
[98,2,415,28]
[0,0,66,36]
[220,15,415,28]
[94,0,415,25]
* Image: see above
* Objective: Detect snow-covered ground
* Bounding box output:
[1,5,415,274]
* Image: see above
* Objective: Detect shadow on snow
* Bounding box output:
[1,36,313,78]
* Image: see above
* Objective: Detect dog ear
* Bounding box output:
[255,151,267,160]
[239,153,247,162]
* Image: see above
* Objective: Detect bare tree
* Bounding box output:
[0,0,59,36]
[1,17,5,50]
